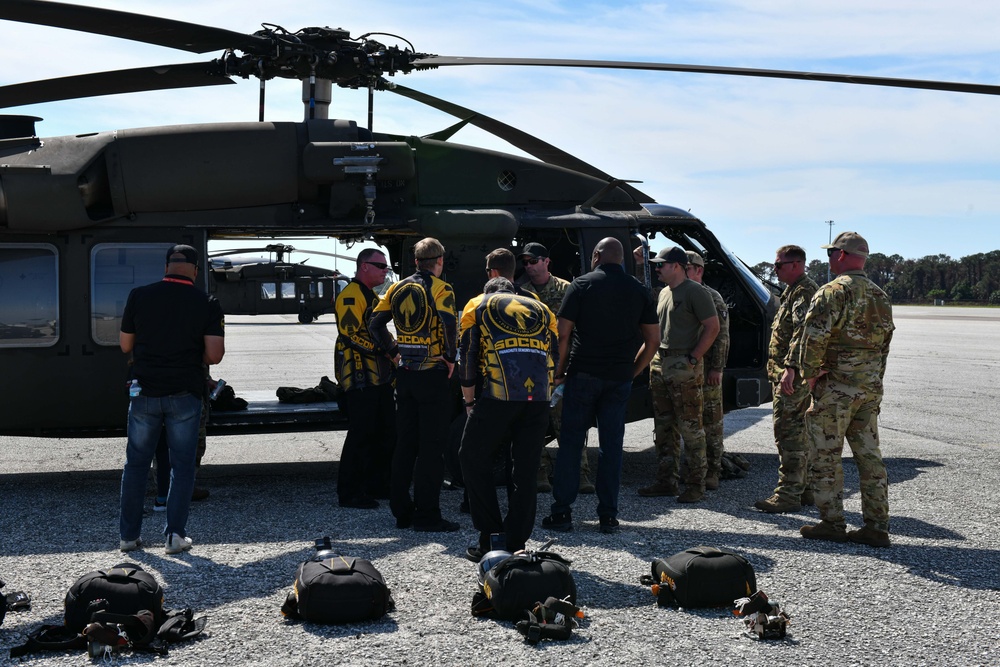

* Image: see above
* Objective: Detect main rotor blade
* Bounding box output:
[0,0,270,53]
[0,62,234,109]
[386,83,652,202]
[414,56,1000,97]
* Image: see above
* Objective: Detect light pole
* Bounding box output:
[825,220,835,282]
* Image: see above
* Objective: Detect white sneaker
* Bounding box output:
[165,533,193,554]
[120,537,142,552]
[153,499,167,512]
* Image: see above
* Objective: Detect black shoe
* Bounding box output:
[413,518,461,533]
[191,487,210,502]
[599,517,620,534]
[465,545,484,562]
[339,496,379,509]
[395,517,412,529]
[541,513,573,532]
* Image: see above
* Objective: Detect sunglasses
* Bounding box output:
[826,248,846,257]
[773,260,800,269]
[522,258,541,266]
[364,261,389,270]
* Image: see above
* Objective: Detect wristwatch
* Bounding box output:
[686,354,698,366]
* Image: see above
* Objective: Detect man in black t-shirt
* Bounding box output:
[119,244,225,555]
[541,237,660,534]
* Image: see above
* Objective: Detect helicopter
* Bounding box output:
[2,1,998,436]
[207,243,353,323]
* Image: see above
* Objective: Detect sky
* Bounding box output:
[2,0,999,268]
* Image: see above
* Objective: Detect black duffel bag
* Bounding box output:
[64,563,164,633]
[282,555,394,624]
[643,546,756,608]
[476,551,576,621]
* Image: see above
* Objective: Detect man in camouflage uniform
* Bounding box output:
[658,250,730,490]
[755,245,819,513]
[788,232,894,547]
[518,242,594,494]
[638,247,720,503]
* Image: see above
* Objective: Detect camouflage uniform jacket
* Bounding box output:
[767,273,819,381]
[521,274,570,315]
[703,284,730,373]
[792,270,894,389]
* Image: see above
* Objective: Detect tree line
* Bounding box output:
[750,250,1000,304]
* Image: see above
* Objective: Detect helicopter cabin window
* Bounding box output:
[281,282,296,299]
[0,244,59,347]
[90,243,173,345]
[261,282,277,299]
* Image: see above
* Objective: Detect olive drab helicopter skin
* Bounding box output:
[2,2,998,436]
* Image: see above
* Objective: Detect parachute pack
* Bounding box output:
[9,563,206,659]
[281,537,395,624]
[641,546,756,609]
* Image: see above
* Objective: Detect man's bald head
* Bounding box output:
[594,237,624,265]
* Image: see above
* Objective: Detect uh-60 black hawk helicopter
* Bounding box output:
[208,243,361,324]
[2,1,999,436]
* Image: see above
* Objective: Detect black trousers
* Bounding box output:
[391,368,453,526]
[460,398,549,553]
[337,383,396,502]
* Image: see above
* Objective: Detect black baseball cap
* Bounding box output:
[519,242,549,260]
[166,244,199,265]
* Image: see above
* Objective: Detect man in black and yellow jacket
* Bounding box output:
[334,247,395,509]
[370,238,460,532]
[458,277,558,558]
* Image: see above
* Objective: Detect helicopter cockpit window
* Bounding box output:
[0,244,59,348]
[91,243,173,346]
[261,282,277,299]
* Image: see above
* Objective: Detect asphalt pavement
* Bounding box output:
[1,305,999,666]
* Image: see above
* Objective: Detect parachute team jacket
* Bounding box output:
[790,269,894,389]
[370,270,458,372]
[458,291,559,402]
[334,278,395,392]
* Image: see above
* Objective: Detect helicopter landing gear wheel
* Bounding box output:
[298,310,314,324]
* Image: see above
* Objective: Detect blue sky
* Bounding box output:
[3,0,999,267]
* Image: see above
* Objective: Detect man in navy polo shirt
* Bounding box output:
[542,237,660,534]
[119,244,225,555]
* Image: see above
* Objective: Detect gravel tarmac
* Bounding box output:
[2,305,999,666]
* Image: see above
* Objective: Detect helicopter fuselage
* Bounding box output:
[0,116,774,435]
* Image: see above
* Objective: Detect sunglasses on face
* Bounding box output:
[827,248,847,258]
[773,260,799,269]
[364,261,389,270]
[522,258,541,266]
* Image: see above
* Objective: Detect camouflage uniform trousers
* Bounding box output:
[770,376,814,501]
[806,376,889,532]
[649,352,707,489]
[665,377,723,479]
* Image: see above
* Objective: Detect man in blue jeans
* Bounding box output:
[542,237,660,534]
[119,244,225,554]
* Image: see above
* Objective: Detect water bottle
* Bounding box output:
[209,379,227,401]
[549,384,564,408]
[128,379,141,398]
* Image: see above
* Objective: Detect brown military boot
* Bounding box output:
[800,520,848,543]
[847,526,891,548]
[676,487,704,503]
[638,479,678,497]
[704,474,720,491]
[754,494,801,514]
